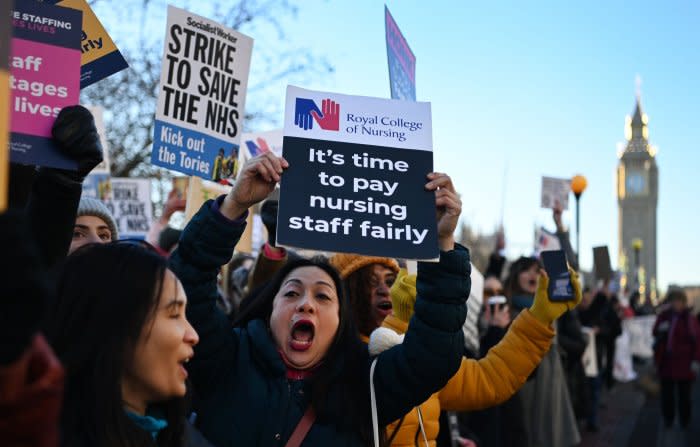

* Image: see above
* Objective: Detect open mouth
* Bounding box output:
[376,300,393,316]
[290,320,315,351]
[178,356,191,378]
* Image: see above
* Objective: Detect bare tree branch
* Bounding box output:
[82,0,330,181]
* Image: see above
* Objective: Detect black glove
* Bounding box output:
[260,199,278,247]
[50,105,104,181]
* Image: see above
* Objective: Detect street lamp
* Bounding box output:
[632,238,643,297]
[570,175,587,269]
[631,238,643,268]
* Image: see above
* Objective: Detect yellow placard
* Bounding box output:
[57,0,120,65]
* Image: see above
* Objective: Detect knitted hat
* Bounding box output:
[76,197,119,241]
[390,269,417,323]
[329,253,399,279]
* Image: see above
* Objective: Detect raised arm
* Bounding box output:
[372,173,471,424]
[440,266,582,411]
[169,153,287,396]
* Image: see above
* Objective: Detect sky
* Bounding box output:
[263,0,699,290]
[94,0,700,289]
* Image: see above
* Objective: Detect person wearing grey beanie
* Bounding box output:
[69,196,119,254]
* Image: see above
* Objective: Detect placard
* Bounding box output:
[104,178,152,239]
[278,86,436,260]
[534,226,561,256]
[241,129,283,161]
[184,176,253,253]
[38,0,128,87]
[593,245,613,281]
[541,176,570,210]
[82,172,111,200]
[151,5,253,181]
[385,6,416,101]
[9,0,82,169]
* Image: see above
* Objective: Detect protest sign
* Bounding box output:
[9,1,82,169]
[624,315,655,359]
[82,172,111,200]
[593,245,613,281]
[278,86,437,260]
[613,330,637,382]
[38,0,128,87]
[151,5,253,182]
[384,6,416,101]
[241,129,283,162]
[103,178,152,239]
[581,327,599,377]
[534,226,561,256]
[541,176,570,210]
[183,176,253,254]
[0,2,11,212]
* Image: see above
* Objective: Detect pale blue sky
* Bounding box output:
[94,0,699,289]
[260,0,699,290]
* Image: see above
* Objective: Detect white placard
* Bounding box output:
[283,85,432,151]
[541,176,570,210]
[151,5,253,180]
[104,178,152,239]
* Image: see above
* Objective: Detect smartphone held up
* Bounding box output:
[540,250,575,302]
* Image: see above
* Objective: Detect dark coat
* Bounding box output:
[653,309,700,380]
[169,199,471,447]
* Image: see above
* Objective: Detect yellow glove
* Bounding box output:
[529,267,583,326]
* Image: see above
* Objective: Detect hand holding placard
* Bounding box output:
[426,172,461,251]
[221,152,288,220]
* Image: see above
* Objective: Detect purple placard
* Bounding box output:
[385,6,416,101]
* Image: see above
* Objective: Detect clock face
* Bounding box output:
[626,171,647,196]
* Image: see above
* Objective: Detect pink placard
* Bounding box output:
[10,38,81,138]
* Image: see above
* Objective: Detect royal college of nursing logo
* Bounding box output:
[294,98,340,131]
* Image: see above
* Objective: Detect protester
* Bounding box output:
[13,106,105,269]
[44,241,202,446]
[368,264,582,447]
[168,152,471,446]
[0,210,64,447]
[244,197,301,295]
[653,289,700,429]
[69,196,119,253]
[576,285,604,431]
[496,256,581,446]
[329,253,400,342]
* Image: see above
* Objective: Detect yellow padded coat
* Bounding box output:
[380,309,554,447]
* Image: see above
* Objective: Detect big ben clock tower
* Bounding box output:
[617,95,658,296]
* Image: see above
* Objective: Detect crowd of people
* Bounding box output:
[1,106,699,447]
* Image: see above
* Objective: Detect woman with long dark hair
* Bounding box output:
[169,152,470,446]
[45,241,200,446]
[503,256,580,446]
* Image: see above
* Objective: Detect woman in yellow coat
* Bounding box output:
[368,268,582,447]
